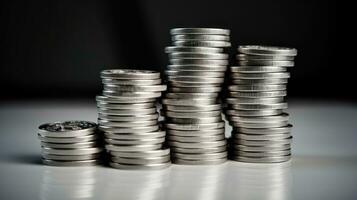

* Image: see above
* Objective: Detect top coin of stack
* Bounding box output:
[97,69,171,170]
[226,45,297,163]
[163,28,231,165]
[38,120,103,166]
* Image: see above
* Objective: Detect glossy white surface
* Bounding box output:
[0,99,356,200]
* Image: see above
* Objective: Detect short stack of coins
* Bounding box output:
[38,121,103,166]
[97,69,171,170]
[162,28,231,165]
[226,45,297,163]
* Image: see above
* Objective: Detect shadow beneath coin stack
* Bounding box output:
[4,153,42,165]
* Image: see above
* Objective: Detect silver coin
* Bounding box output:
[169,81,222,88]
[226,97,283,104]
[106,144,162,152]
[102,78,162,86]
[169,52,228,60]
[237,54,295,61]
[165,121,224,130]
[170,28,230,35]
[102,91,162,98]
[109,161,171,170]
[232,155,291,163]
[174,40,231,47]
[235,137,292,146]
[105,137,165,145]
[232,78,288,85]
[101,69,160,80]
[231,121,289,128]
[111,155,170,165]
[42,153,102,161]
[38,121,97,138]
[228,84,286,92]
[41,141,98,149]
[98,107,156,115]
[172,34,230,41]
[42,159,101,166]
[171,146,226,154]
[99,125,159,134]
[96,95,156,104]
[229,91,287,98]
[103,85,167,92]
[170,58,228,65]
[231,103,288,110]
[173,158,227,165]
[167,128,224,137]
[168,65,227,71]
[231,72,290,79]
[98,119,157,127]
[110,148,170,158]
[164,110,221,118]
[233,150,291,157]
[165,46,223,53]
[96,95,156,103]
[168,134,225,142]
[226,109,283,117]
[238,45,297,56]
[167,116,222,124]
[97,102,155,109]
[233,133,291,140]
[165,92,218,99]
[230,66,287,73]
[98,109,157,117]
[230,113,289,123]
[42,147,103,156]
[104,131,166,140]
[233,144,291,152]
[162,98,217,106]
[239,60,294,67]
[235,124,293,134]
[38,134,99,143]
[167,76,225,83]
[98,113,159,122]
[165,70,225,77]
[169,86,221,93]
[172,151,227,160]
[168,140,226,148]
[164,104,221,112]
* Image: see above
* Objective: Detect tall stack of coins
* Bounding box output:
[162,28,231,165]
[226,45,297,163]
[97,69,171,169]
[38,121,103,166]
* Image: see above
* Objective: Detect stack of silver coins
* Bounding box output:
[162,28,231,165]
[38,121,103,166]
[96,69,171,169]
[226,45,297,163]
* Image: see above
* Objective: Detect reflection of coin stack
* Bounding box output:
[40,167,96,200]
[163,28,231,165]
[225,162,292,200]
[97,69,171,169]
[38,121,103,166]
[168,165,226,200]
[226,46,297,163]
[102,169,170,200]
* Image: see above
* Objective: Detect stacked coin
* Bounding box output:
[97,69,171,170]
[226,45,297,163]
[163,28,231,165]
[38,121,103,166]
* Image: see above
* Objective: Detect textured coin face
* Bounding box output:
[39,121,96,132]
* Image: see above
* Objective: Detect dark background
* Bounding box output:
[0,0,341,100]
